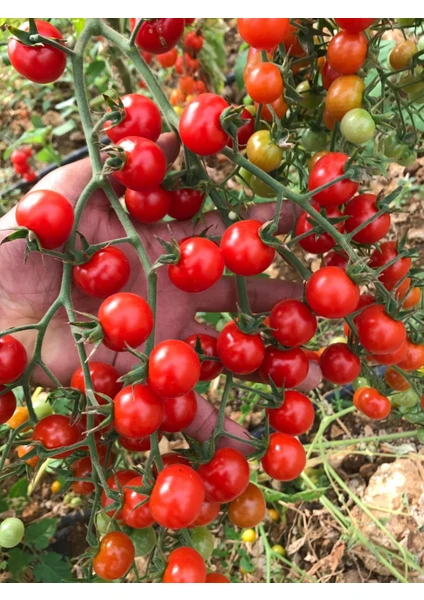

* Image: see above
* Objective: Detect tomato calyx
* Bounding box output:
[6,20,65,48]
[102,93,127,130]
[154,229,181,267]
[102,145,127,174]
[230,311,268,336]
[117,355,149,387]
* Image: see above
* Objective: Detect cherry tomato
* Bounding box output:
[122,476,154,529]
[71,361,122,404]
[322,60,342,90]
[113,136,167,192]
[308,152,358,206]
[266,390,314,435]
[157,47,178,68]
[130,18,185,54]
[0,335,26,386]
[325,75,365,121]
[11,149,29,165]
[335,18,375,33]
[228,482,266,528]
[220,219,275,276]
[125,187,171,223]
[119,434,162,452]
[301,128,328,152]
[148,339,200,397]
[113,384,163,439]
[385,367,410,391]
[184,334,223,381]
[369,242,411,285]
[184,31,204,52]
[98,292,153,352]
[8,20,66,84]
[14,160,29,175]
[188,500,221,528]
[341,108,376,145]
[396,341,424,371]
[281,21,304,56]
[17,444,39,468]
[16,190,74,249]
[296,204,345,254]
[306,267,360,318]
[168,237,224,293]
[72,456,96,495]
[106,94,161,144]
[101,469,137,519]
[320,343,361,384]
[216,322,265,376]
[163,547,206,583]
[93,531,135,581]
[168,188,204,220]
[197,448,250,503]
[190,526,214,560]
[256,95,288,122]
[269,299,317,347]
[245,63,283,104]
[369,339,408,366]
[6,406,29,430]
[237,19,290,49]
[261,432,306,481]
[152,453,191,478]
[246,131,283,174]
[150,464,205,529]
[170,88,186,105]
[390,40,417,70]
[32,414,80,459]
[327,31,368,75]
[344,193,391,244]
[206,573,230,583]
[23,170,36,183]
[323,250,349,270]
[73,247,130,299]
[402,286,421,310]
[161,391,197,432]
[0,517,25,549]
[259,347,309,389]
[356,305,406,354]
[192,79,206,94]
[179,75,195,95]
[353,387,391,419]
[175,53,199,75]
[228,107,255,149]
[179,93,229,155]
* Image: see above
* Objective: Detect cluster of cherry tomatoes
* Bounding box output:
[10,147,36,182]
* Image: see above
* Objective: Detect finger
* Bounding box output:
[183,392,255,456]
[156,132,181,166]
[296,360,322,393]
[195,276,303,313]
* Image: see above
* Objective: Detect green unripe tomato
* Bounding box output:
[396,18,416,26]
[0,517,25,549]
[383,133,405,159]
[341,109,376,145]
[95,513,112,535]
[296,80,322,110]
[33,395,53,419]
[250,174,277,198]
[190,526,215,560]
[271,544,285,555]
[397,147,417,166]
[131,527,157,557]
[390,389,419,408]
[243,95,253,106]
[301,129,328,152]
[353,377,370,392]
[69,497,83,508]
[236,167,253,187]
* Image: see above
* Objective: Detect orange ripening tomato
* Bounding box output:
[245,63,283,104]
[353,387,391,420]
[308,151,330,172]
[385,367,410,391]
[255,95,288,122]
[7,406,30,430]
[179,75,194,95]
[323,109,336,131]
[281,21,305,56]
[327,31,368,75]
[17,444,39,468]
[325,75,365,121]
[402,287,421,309]
[389,40,417,70]
[170,88,186,106]
[237,18,290,50]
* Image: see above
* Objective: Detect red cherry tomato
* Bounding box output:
[101,469,137,519]
[305,267,360,318]
[163,547,206,583]
[259,347,309,389]
[119,434,162,452]
[323,250,349,270]
[148,340,200,397]
[227,107,255,150]
[106,94,161,144]
[16,190,74,249]
[266,390,314,436]
[98,292,153,352]
[113,384,163,439]
[188,500,221,528]
[71,361,122,404]
[320,343,361,384]
[245,63,283,105]
[8,20,66,84]
[385,367,410,391]
[32,415,80,459]
[23,170,36,183]
[322,60,342,90]
[92,531,135,581]
[220,219,275,276]
[150,464,205,529]
[369,339,408,366]
[184,334,223,381]
[184,31,204,52]
[113,136,166,192]
[296,204,345,254]
[216,322,265,376]
[73,247,130,299]
[13,160,29,175]
[269,300,317,347]
[157,47,178,68]
[206,573,231,583]
[353,387,391,420]
[168,238,224,293]
[369,241,411,285]
[327,31,368,75]
[261,432,306,481]
[308,152,358,207]
[168,188,205,220]
[197,448,250,503]
[11,149,29,165]
[227,482,266,528]
[175,53,199,75]
[179,93,229,156]
[0,335,27,385]
[0,387,16,424]
[152,452,191,478]
[335,18,375,33]
[131,18,184,54]
[396,341,424,371]
[356,305,406,354]
[72,456,96,495]
[125,187,171,223]
[237,19,290,49]
[179,75,194,95]
[122,476,155,529]
[161,391,197,432]
[344,194,391,244]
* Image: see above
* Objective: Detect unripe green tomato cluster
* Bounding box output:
[0,517,25,548]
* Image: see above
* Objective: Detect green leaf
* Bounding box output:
[224,525,239,541]
[7,548,33,580]
[8,477,28,499]
[0,498,9,511]
[36,145,61,165]
[31,115,44,128]
[52,120,77,137]
[25,518,58,549]
[70,18,86,36]
[85,60,107,83]
[195,381,211,394]
[240,554,255,573]
[33,552,73,583]
[262,485,328,503]
[234,48,248,91]
[3,127,52,159]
